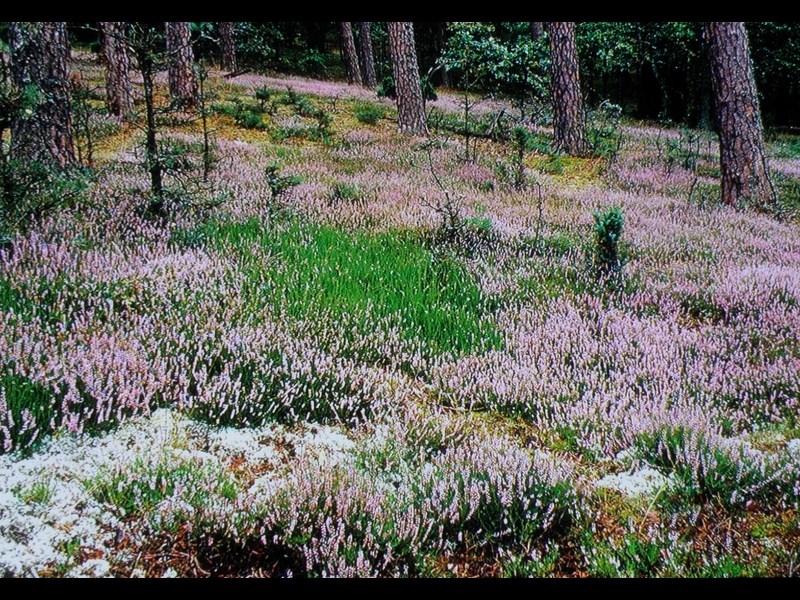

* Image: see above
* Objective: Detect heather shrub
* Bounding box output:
[633,425,783,507]
[263,433,578,576]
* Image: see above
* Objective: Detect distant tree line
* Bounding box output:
[0,21,783,223]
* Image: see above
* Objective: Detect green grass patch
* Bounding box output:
[192,217,502,367]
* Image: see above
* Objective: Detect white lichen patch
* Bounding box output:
[594,467,675,497]
[0,406,360,576]
[786,439,800,456]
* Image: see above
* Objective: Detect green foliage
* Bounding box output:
[583,531,668,577]
[500,545,561,577]
[17,478,55,505]
[633,426,775,507]
[679,292,727,324]
[0,82,41,133]
[278,89,333,141]
[588,100,623,162]
[592,206,625,279]
[769,135,800,159]
[576,22,702,123]
[353,101,384,125]
[376,76,437,102]
[441,22,550,106]
[254,86,275,113]
[772,172,800,219]
[234,106,266,130]
[376,76,396,99]
[197,217,502,366]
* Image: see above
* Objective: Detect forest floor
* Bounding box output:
[1,54,800,577]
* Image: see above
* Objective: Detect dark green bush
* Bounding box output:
[593,206,625,278]
[354,102,384,125]
[377,76,437,102]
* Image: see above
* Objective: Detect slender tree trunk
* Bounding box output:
[704,22,775,208]
[547,22,589,156]
[339,22,363,85]
[219,22,237,72]
[99,22,133,120]
[141,54,163,203]
[9,22,75,166]
[165,22,198,108]
[437,22,450,87]
[356,22,377,88]
[531,22,544,41]
[388,22,428,136]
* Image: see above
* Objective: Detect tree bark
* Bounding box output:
[547,22,589,156]
[356,22,377,88]
[531,22,544,41]
[165,22,198,109]
[388,22,428,136]
[219,22,237,72]
[339,22,362,85]
[9,22,75,167]
[99,22,133,120]
[704,22,775,207]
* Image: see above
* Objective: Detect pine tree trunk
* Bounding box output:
[704,22,775,208]
[9,22,75,166]
[219,22,237,72]
[437,22,450,87]
[165,22,198,108]
[99,22,133,120]
[388,22,428,136]
[547,22,589,157]
[531,22,544,41]
[340,22,363,85]
[356,22,377,88]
